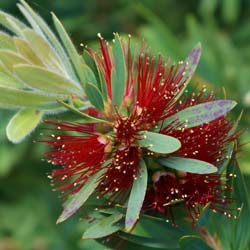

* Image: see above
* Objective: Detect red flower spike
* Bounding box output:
[42,35,239,225]
[143,171,235,225]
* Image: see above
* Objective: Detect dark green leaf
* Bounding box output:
[82,212,124,239]
[85,82,104,111]
[119,231,180,249]
[138,131,181,154]
[125,159,148,232]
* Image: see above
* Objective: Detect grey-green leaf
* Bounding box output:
[0,86,59,109]
[52,13,86,85]
[159,156,218,174]
[139,131,181,154]
[56,168,106,224]
[111,33,126,108]
[14,64,83,96]
[162,100,237,129]
[85,82,104,110]
[6,108,43,143]
[83,212,124,239]
[125,159,148,232]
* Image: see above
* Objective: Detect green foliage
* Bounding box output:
[138,131,181,154]
[0,0,250,250]
[159,157,218,174]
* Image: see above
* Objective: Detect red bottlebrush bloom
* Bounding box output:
[143,171,235,225]
[42,34,239,226]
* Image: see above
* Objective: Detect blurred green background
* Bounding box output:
[0,0,249,249]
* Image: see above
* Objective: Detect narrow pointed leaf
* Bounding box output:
[169,43,202,105]
[14,64,83,96]
[6,108,43,143]
[163,100,237,129]
[57,168,107,224]
[126,159,148,232]
[177,43,201,87]
[0,50,29,71]
[83,212,124,239]
[52,13,86,84]
[0,31,16,51]
[14,38,44,66]
[18,0,76,80]
[0,11,27,35]
[0,86,60,109]
[22,29,64,74]
[139,131,181,154]
[57,100,108,123]
[85,82,104,110]
[111,33,126,108]
[159,156,218,174]
[0,61,24,88]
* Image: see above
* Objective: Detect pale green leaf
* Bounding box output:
[57,168,107,224]
[0,49,29,72]
[0,31,16,51]
[18,0,76,80]
[0,11,27,35]
[6,108,43,143]
[22,29,64,74]
[162,100,237,129]
[159,156,218,174]
[125,159,148,232]
[83,212,124,239]
[0,61,24,88]
[14,64,83,96]
[0,86,59,109]
[138,131,181,154]
[14,37,44,66]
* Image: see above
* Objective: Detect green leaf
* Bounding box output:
[0,86,59,109]
[119,231,180,249]
[173,43,202,103]
[0,61,24,88]
[85,82,104,111]
[56,168,107,224]
[57,99,108,123]
[14,37,44,66]
[22,29,64,74]
[111,33,126,108]
[162,100,237,129]
[159,156,218,174]
[14,64,83,96]
[18,0,76,80]
[0,31,16,51]
[138,131,181,154]
[83,212,124,239]
[0,11,27,35]
[125,159,148,232]
[0,50,29,72]
[52,13,86,84]
[6,108,43,143]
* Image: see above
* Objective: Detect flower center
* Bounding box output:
[114,117,139,145]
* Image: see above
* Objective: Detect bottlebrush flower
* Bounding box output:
[43,33,238,230]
